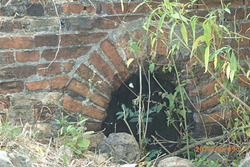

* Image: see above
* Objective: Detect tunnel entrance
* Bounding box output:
[101,71,194,155]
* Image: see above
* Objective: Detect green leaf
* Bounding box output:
[129,41,140,55]
[246,129,250,137]
[204,46,210,73]
[181,23,188,45]
[77,139,90,149]
[149,63,155,73]
[191,35,204,57]
[177,109,186,119]
[230,51,237,71]
[158,13,167,32]
[190,16,197,40]
[214,55,218,68]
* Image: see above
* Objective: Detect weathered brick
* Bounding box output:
[230,38,250,48]
[238,75,250,87]
[63,61,75,73]
[61,17,96,31]
[61,3,85,14]
[16,50,40,62]
[201,94,220,111]
[82,105,107,121]
[99,2,150,15]
[0,52,15,64]
[0,66,36,80]
[101,39,128,75]
[90,93,109,109]
[0,97,10,110]
[67,79,89,97]
[0,20,22,32]
[75,64,112,97]
[89,52,115,82]
[62,96,84,113]
[61,32,107,46]
[27,3,44,16]
[0,36,33,49]
[41,46,91,61]
[94,15,144,29]
[200,80,222,98]
[0,81,24,94]
[240,22,250,35]
[194,110,237,124]
[37,63,61,76]
[85,122,102,131]
[196,0,243,9]
[26,80,49,91]
[35,34,59,47]
[49,76,69,89]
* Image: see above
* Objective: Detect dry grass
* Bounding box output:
[0,122,120,167]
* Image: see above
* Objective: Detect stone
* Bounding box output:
[239,152,250,167]
[157,156,195,167]
[84,132,106,149]
[97,133,140,164]
[0,151,14,167]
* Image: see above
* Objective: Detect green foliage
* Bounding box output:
[55,114,93,158]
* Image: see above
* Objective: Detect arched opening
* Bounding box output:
[101,70,194,155]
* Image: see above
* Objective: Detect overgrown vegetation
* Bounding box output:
[123,0,250,165]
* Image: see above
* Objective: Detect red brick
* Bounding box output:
[16,50,40,62]
[194,110,236,124]
[0,81,24,94]
[0,66,36,80]
[49,76,69,89]
[41,46,91,61]
[76,64,112,97]
[95,15,144,29]
[61,32,107,46]
[0,52,15,64]
[85,6,94,13]
[26,80,49,91]
[61,3,85,14]
[230,38,250,48]
[0,36,33,49]
[89,52,115,82]
[201,94,220,111]
[239,48,250,60]
[0,20,22,32]
[101,39,128,75]
[240,22,250,35]
[100,2,150,15]
[63,62,75,73]
[35,34,59,47]
[0,97,10,110]
[200,80,222,97]
[85,122,102,131]
[82,105,107,120]
[62,96,84,113]
[196,0,243,9]
[67,79,89,97]
[90,93,109,109]
[37,63,61,76]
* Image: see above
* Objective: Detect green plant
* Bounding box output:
[55,112,93,161]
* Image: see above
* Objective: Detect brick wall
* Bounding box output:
[0,0,249,135]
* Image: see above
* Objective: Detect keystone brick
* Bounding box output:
[62,96,84,113]
[35,34,59,47]
[61,3,85,14]
[0,66,36,80]
[61,32,107,46]
[37,63,61,76]
[0,36,33,49]
[0,81,24,94]
[41,46,91,61]
[89,52,115,82]
[49,76,69,89]
[82,105,107,121]
[101,39,128,75]
[26,80,49,91]
[16,50,40,62]
[0,52,15,64]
